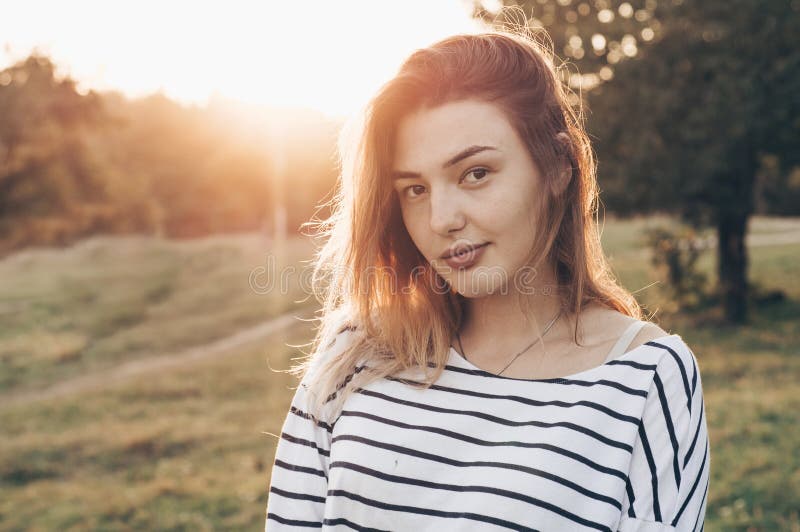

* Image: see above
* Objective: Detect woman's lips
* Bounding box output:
[442,243,489,270]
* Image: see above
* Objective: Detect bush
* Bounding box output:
[644,225,711,310]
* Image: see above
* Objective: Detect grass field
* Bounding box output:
[1,216,799,531]
[0,234,316,394]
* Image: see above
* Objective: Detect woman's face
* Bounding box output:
[391,99,547,298]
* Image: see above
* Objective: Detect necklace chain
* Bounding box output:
[455,309,563,376]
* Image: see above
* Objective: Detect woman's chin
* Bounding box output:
[444,267,510,298]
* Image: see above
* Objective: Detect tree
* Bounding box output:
[0,55,106,248]
[476,0,800,323]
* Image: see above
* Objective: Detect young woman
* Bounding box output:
[266,30,709,531]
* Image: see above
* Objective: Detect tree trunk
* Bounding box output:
[717,213,749,323]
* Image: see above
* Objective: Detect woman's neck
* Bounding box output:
[457,270,566,360]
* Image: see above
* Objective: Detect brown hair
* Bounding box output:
[294,29,641,421]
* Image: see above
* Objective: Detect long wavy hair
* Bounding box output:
[293,29,642,420]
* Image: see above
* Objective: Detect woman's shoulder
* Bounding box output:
[582,305,670,356]
[644,332,698,372]
[636,332,703,414]
[588,305,697,376]
[583,304,671,350]
[628,320,671,350]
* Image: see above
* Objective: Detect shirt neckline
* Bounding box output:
[447,334,681,382]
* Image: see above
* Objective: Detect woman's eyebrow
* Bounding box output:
[391,145,498,180]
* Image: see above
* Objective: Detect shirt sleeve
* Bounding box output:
[265,328,356,530]
[617,340,711,532]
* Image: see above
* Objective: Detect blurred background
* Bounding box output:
[0,0,798,530]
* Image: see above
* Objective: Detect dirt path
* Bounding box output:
[1,311,305,409]
[747,230,800,247]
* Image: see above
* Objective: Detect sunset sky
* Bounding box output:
[0,0,490,118]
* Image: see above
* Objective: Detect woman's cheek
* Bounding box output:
[401,205,426,247]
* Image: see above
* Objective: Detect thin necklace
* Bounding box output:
[455,309,563,376]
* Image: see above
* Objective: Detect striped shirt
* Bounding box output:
[266,323,710,531]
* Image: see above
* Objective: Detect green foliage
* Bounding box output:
[755,154,800,216]
[644,224,711,311]
[584,0,800,225]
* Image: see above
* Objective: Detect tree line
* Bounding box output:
[0,55,340,254]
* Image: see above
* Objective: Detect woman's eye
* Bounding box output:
[404,184,426,198]
[463,168,489,183]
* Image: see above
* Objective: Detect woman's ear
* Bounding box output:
[552,132,573,196]
[552,159,572,196]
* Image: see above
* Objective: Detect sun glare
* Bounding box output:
[1,0,485,117]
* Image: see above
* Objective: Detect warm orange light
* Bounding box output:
[0,0,485,118]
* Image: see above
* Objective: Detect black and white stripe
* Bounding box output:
[266,331,709,531]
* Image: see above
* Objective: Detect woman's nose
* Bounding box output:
[429,187,466,235]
